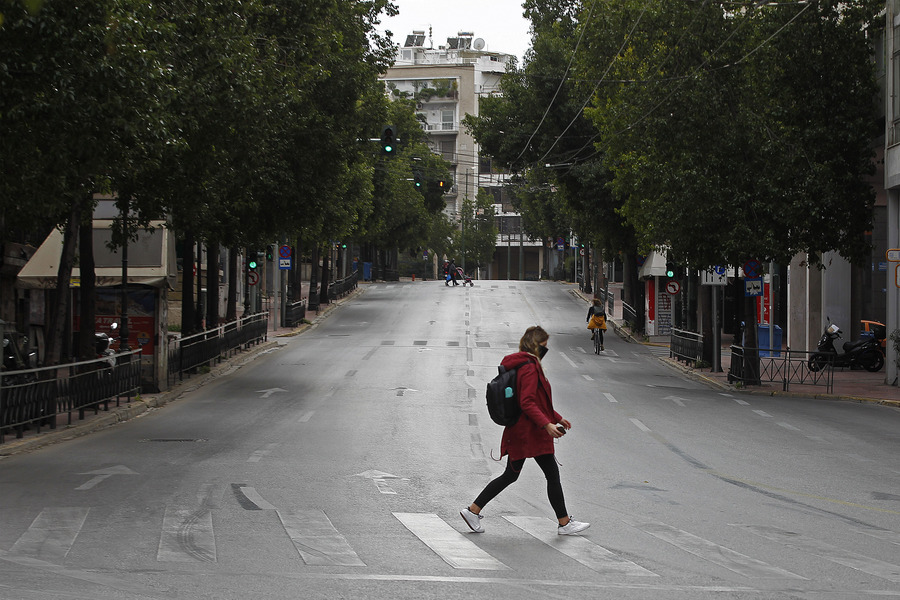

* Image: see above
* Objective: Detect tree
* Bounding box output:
[451,189,498,275]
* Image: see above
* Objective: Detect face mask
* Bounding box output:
[538,345,549,359]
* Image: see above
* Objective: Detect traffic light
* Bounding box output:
[248,253,258,273]
[413,168,423,189]
[265,245,274,261]
[666,261,675,278]
[381,125,396,154]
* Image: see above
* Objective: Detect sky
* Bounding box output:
[376,0,532,64]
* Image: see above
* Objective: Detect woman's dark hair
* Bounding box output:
[592,298,602,306]
[519,325,549,356]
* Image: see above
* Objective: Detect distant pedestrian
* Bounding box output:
[460,326,590,536]
[443,260,451,286]
[587,298,607,351]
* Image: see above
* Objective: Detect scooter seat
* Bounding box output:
[842,339,867,353]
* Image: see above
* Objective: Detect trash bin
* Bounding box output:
[757,325,782,357]
[363,262,372,281]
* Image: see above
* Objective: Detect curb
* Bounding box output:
[0,286,367,458]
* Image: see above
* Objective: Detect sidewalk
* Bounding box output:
[574,284,900,409]
[0,285,368,457]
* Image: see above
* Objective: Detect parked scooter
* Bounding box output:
[94,322,119,368]
[808,319,884,373]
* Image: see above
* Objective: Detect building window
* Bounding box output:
[442,110,454,130]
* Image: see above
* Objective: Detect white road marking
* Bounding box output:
[582,375,594,381]
[393,512,508,570]
[504,516,656,576]
[777,422,801,432]
[630,418,651,432]
[734,398,750,406]
[753,410,773,418]
[257,387,287,398]
[298,410,315,423]
[279,510,365,567]
[621,518,804,579]
[604,393,618,403]
[238,486,276,510]
[75,465,138,490]
[355,470,399,494]
[157,506,216,562]
[248,443,278,463]
[561,353,578,369]
[664,395,686,407]
[737,524,900,582]
[10,507,89,563]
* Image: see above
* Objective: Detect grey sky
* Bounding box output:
[377,0,532,63]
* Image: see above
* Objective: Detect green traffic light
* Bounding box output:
[249,260,257,269]
[666,270,674,278]
[384,144,393,153]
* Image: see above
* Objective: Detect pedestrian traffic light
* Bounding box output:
[248,255,258,273]
[381,125,396,154]
[265,245,274,261]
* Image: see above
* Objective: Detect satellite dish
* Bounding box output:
[473,38,485,50]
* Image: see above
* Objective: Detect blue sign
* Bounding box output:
[744,278,763,297]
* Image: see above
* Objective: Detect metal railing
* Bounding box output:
[1,350,142,443]
[285,299,307,327]
[671,329,703,365]
[622,301,640,333]
[727,345,834,393]
[167,312,268,386]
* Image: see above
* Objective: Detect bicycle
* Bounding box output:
[593,328,601,354]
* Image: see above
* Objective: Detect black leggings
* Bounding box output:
[473,454,567,519]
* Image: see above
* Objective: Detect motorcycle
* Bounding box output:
[808,319,884,373]
[94,322,119,368]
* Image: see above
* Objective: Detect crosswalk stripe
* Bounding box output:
[279,510,365,567]
[736,524,900,583]
[9,507,89,563]
[393,512,509,570]
[157,506,216,562]
[622,518,805,580]
[504,516,657,576]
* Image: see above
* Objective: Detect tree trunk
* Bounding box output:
[77,207,96,361]
[206,239,220,328]
[181,231,195,335]
[742,291,761,385]
[45,200,81,366]
[226,247,237,322]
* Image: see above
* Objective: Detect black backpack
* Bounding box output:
[485,359,530,426]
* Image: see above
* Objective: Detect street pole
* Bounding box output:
[119,198,130,352]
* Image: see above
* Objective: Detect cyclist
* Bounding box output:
[587,298,607,351]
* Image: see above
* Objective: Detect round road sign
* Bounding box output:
[248,271,260,286]
[666,280,681,295]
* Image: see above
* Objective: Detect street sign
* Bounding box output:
[279,245,292,259]
[279,258,291,270]
[701,269,728,286]
[887,248,900,262]
[248,271,259,286]
[744,278,763,296]
[556,237,565,251]
[742,259,762,278]
[665,280,681,295]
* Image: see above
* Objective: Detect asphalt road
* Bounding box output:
[1,281,899,600]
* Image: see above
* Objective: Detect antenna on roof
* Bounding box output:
[473,38,485,50]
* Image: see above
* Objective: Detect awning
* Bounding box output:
[17,220,177,289]
[638,249,668,279]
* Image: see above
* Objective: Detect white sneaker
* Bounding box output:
[558,517,590,535]
[460,508,484,533]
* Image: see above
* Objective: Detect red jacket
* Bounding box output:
[499,351,562,461]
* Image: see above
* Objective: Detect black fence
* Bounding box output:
[285,300,306,327]
[727,345,834,393]
[1,350,142,444]
[671,329,704,365]
[622,301,640,333]
[308,270,358,312]
[167,312,268,386]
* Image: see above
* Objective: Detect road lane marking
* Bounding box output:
[734,398,750,406]
[75,465,138,490]
[753,410,773,418]
[664,395,686,407]
[561,353,578,369]
[630,418,651,432]
[777,422,801,431]
[355,470,399,494]
[504,516,656,576]
[621,517,805,580]
[234,485,276,510]
[604,393,618,403]
[10,507,89,563]
[157,506,216,562]
[393,513,508,570]
[582,375,594,381]
[248,443,278,463]
[279,510,365,567]
[736,524,900,582]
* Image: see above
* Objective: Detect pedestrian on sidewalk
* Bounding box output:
[460,326,590,536]
[587,298,607,351]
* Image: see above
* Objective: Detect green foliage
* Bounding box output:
[449,188,498,271]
